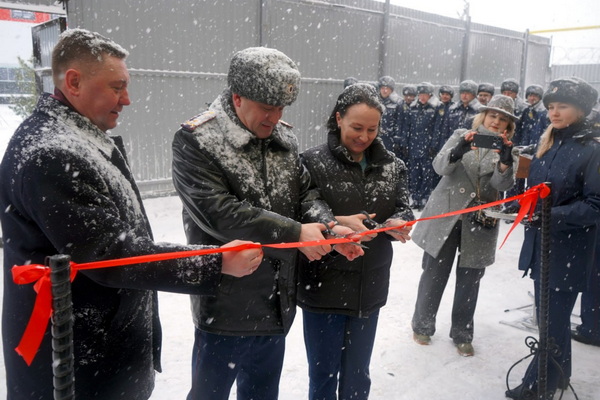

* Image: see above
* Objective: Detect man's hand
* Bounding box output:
[384,219,412,243]
[335,213,378,242]
[220,240,263,277]
[298,222,334,261]
[330,223,365,261]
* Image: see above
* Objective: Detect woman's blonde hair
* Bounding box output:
[535,125,554,159]
[471,111,516,139]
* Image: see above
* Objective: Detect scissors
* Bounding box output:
[360,211,387,230]
[321,223,368,249]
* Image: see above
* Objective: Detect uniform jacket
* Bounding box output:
[299,133,413,317]
[0,94,222,400]
[519,121,600,291]
[171,90,334,336]
[379,95,400,154]
[412,126,517,268]
[394,99,412,161]
[406,96,444,159]
[514,100,549,147]
[439,98,482,149]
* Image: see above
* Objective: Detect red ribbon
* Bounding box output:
[11,183,550,365]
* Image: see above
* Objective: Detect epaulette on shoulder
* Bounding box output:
[181,110,217,132]
[279,119,293,128]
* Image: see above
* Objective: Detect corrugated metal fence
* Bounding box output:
[38,0,551,196]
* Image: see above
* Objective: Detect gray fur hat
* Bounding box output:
[378,76,396,90]
[228,47,300,106]
[479,94,519,121]
[343,76,359,88]
[477,82,495,95]
[459,80,478,95]
[417,82,434,95]
[525,84,544,98]
[438,85,454,97]
[501,78,520,93]
[543,77,598,116]
[402,85,417,96]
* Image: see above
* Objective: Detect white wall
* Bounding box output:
[0,20,34,66]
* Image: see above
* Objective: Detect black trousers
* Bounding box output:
[412,221,486,343]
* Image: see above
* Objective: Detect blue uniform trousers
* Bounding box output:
[519,282,579,393]
[187,328,285,400]
[302,309,380,400]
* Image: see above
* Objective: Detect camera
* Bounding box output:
[471,134,503,150]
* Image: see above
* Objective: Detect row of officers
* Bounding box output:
[344,75,600,211]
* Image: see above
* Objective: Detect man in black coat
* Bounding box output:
[0,29,261,400]
[171,47,363,400]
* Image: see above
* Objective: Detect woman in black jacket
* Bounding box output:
[300,83,414,400]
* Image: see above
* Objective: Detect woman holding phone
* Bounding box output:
[410,94,518,356]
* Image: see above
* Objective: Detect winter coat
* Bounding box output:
[379,95,400,154]
[171,90,334,336]
[439,98,482,150]
[299,133,413,317]
[514,100,549,146]
[394,99,412,161]
[412,126,517,268]
[0,94,222,400]
[519,121,600,292]
[406,96,444,160]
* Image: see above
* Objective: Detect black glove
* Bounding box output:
[518,144,536,155]
[499,143,514,166]
[449,137,472,163]
[520,212,541,228]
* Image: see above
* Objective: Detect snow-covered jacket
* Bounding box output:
[439,98,482,149]
[519,121,600,291]
[514,100,549,146]
[379,95,400,154]
[299,133,413,317]
[406,96,444,159]
[172,90,334,335]
[412,126,517,269]
[394,99,412,161]
[0,94,222,400]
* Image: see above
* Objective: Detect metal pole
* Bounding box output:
[519,29,530,94]
[49,255,74,400]
[537,183,552,400]
[378,0,391,78]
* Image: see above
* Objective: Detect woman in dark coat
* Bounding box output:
[506,77,600,400]
[411,95,518,357]
[299,83,414,400]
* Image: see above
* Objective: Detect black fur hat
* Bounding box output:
[417,82,434,95]
[378,76,396,90]
[477,83,495,95]
[438,85,454,97]
[228,47,300,106]
[525,84,544,98]
[402,85,417,96]
[542,77,598,116]
[459,80,478,95]
[501,78,520,94]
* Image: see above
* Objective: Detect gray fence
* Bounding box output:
[552,63,600,94]
[33,0,551,196]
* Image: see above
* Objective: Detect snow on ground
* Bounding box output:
[1,105,599,399]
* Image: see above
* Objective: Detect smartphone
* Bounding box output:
[472,134,503,150]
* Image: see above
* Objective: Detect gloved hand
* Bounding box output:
[520,212,541,228]
[499,142,514,166]
[518,144,536,155]
[449,137,472,163]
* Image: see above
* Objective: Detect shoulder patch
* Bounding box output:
[279,119,293,128]
[181,110,217,132]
